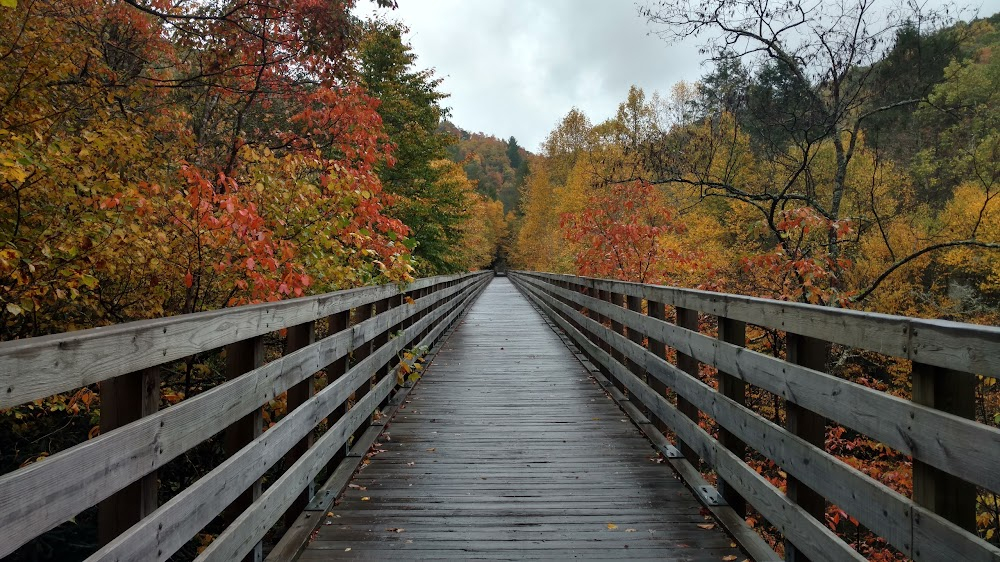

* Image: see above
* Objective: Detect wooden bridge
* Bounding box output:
[1,272,998,561]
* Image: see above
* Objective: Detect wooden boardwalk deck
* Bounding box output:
[299,277,744,560]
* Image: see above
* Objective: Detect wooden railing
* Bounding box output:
[510,271,1000,562]
[0,271,491,561]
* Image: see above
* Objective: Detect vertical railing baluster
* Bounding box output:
[223,336,264,562]
[283,322,316,527]
[674,307,700,465]
[784,333,828,562]
[608,291,626,394]
[98,366,160,546]
[625,294,646,416]
[323,309,351,478]
[646,300,668,433]
[717,317,747,516]
[911,362,976,531]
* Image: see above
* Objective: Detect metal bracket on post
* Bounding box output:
[696,485,728,507]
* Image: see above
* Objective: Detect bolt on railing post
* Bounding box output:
[223,335,264,562]
[283,321,316,528]
[911,362,976,531]
[784,332,828,562]
[674,307,701,465]
[97,366,160,546]
[717,317,747,516]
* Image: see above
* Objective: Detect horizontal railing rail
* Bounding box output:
[0,271,492,560]
[511,271,1000,562]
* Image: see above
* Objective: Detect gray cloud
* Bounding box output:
[356,0,1000,152]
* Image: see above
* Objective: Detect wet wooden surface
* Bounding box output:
[299,277,744,561]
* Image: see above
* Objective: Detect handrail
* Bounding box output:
[511,271,1000,562]
[0,271,492,560]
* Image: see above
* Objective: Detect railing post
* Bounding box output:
[717,317,747,516]
[223,336,264,562]
[283,322,316,528]
[350,301,376,446]
[608,291,626,394]
[324,310,351,478]
[625,295,646,415]
[97,366,160,546]
[674,307,700,464]
[646,300,668,433]
[381,293,405,408]
[911,363,976,531]
[785,333,828,562]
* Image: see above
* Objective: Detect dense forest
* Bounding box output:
[2,0,1000,559]
[509,3,1000,556]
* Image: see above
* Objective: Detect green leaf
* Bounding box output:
[80,274,99,289]
[0,1,16,9]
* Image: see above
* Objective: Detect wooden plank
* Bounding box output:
[514,271,1000,378]
[519,274,1000,494]
[0,272,487,409]
[0,277,483,558]
[519,279,1000,561]
[97,366,160,546]
[284,322,317,529]
[911,362,977,532]
[86,278,489,562]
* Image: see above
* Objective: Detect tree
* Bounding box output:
[638,0,988,303]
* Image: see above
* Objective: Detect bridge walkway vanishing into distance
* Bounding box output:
[298,277,745,560]
[2,271,999,561]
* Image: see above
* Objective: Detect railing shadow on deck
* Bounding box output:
[0,271,491,561]
[510,271,1000,562]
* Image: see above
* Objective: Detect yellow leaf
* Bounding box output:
[606,523,618,530]
[361,496,370,501]
[5,302,23,315]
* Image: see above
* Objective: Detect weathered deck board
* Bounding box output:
[299,277,743,560]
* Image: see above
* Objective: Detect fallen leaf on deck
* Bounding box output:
[625,528,636,532]
[361,496,370,501]
[722,556,737,561]
[607,523,618,530]
[697,523,715,530]
[386,528,405,533]
[426,448,436,452]
[344,547,351,551]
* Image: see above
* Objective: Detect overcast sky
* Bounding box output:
[356,0,1000,152]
